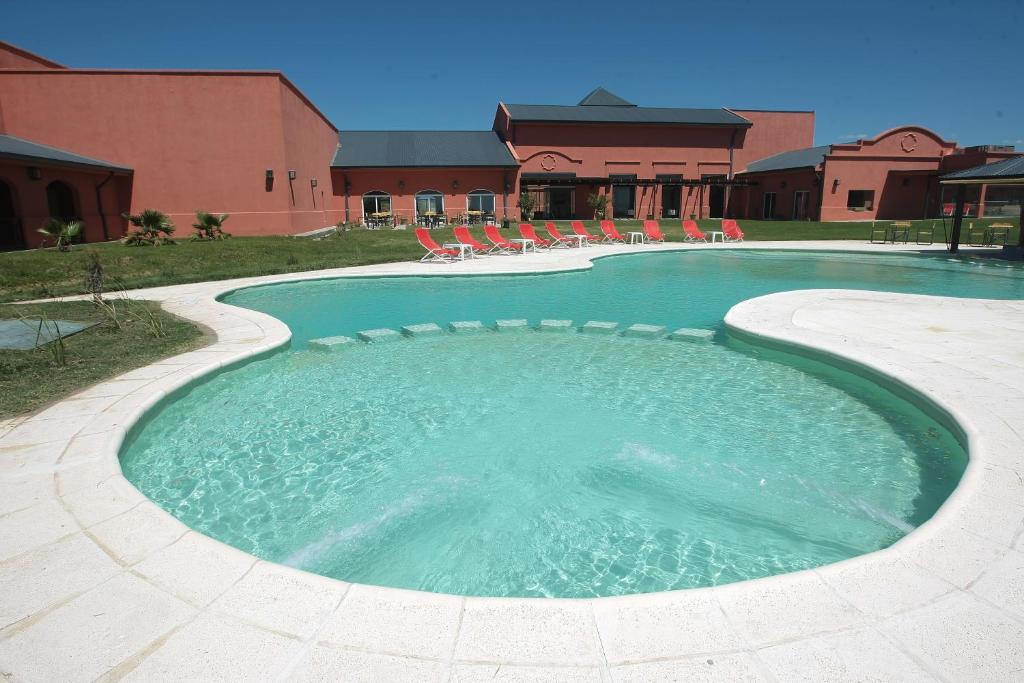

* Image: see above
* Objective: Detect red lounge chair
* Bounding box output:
[518,223,552,248]
[643,220,666,243]
[570,220,600,243]
[599,220,625,243]
[682,220,707,242]
[484,224,526,254]
[722,219,744,242]
[544,222,575,248]
[453,225,489,254]
[416,227,458,262]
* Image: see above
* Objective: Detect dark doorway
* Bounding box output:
[704,175,726,218]
[547,188,573,219]
[46,180,78,221]
[793,190,810,220]
[0,180,23,251]
[610,174,636,218]
[661,185,681,218]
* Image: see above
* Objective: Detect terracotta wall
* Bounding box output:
[737,168,819,220]
[0,69,340,237]
[0,161,131,248]
[731,111,816,169]
[331,167,515,224]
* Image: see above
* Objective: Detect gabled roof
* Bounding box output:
[502,103,751,127]
[941,155,1024,183]
[578,87,635,107]
[332,131,518,168]
[0,133,131,172]
[741,145,831,174]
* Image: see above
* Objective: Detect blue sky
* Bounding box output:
[5,0,1022,147]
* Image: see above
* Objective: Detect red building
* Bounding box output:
[1,41,1019,250]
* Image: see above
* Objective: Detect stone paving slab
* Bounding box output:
[1,241,1022,680]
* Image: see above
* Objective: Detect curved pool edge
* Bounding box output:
[2,241,1023,680]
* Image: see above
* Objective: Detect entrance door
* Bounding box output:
[762,192,777,219]
[610,175,636,218]
[703,175,726,218]
[547,188,573,219]
[793,190,809,220]
[661,185,682,218]
[0,180,22,251]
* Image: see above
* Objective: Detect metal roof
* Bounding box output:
[332,131,518,168]
[577,87,635,107]
[503,104,752,127]
[941,155,1024,183]
[741,145,831,173]
[0,134,131,172]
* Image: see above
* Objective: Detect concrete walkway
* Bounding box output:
[1,240,1023,681]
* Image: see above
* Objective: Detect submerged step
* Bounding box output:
[449,320,485,333]
[357,328,402,343]
[495,319,529,332]
[401,323,444,337]
[669,327,715,343]
[539,319,573,332]
[581,320,618,335]
[622,323,667,338]
[308,335,358,351]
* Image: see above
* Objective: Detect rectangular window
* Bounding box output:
[762,192,777,219]
[847,190,875,210]
[467,192,495,213]
[793,190,809,220]
[610,174,636,218]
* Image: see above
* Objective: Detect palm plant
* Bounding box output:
[518,191,537,221]
[586,192,609,220]
[121,209,176,246]
[191,210,231,240]
[37,218,83,252]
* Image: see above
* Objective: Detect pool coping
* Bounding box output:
[2,240,1023,680]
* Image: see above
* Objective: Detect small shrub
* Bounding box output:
[37,218,83,252]
[83,249,104,302]
[191,211,231,240]
[586,193,609,220]
[122,209,176,246]
[518,192,537,221]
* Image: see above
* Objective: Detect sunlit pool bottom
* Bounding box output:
[121,325,965,598]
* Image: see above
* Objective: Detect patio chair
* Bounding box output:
[643,220,666,243]
[453,225,490,254]
[599,220,625,243]
[682,220,707,242]
[570,221,601,243]
[722,219,745,242]
[518,223,552,248]
[416,227,458,262]
[543,222,575,248]
[484,224,526,254]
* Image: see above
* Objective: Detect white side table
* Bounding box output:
[564,234,587,247]
[627,231,647,244]
[708,231,724,244]
[443,243,474,260]
[510,238,535,253]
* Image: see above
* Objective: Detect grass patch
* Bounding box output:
[1,217,1017,302]
[0,299,205,419]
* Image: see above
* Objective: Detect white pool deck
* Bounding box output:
[2,240,1024,681]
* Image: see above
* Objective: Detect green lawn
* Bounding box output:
[0,300,205,419]
[1,217,1017,303]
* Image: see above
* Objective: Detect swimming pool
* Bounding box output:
[120,250,1024,597]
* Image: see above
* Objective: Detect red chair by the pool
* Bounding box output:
[543,222,575,248]
[643,220,666,243]
[570,220,600,244]
[518,223,551,248]
[416,227,458,262]
[599,220,625,243]
[722,219,745,242]
[484,224,526,254]
[453,225,490,255]
[682,220,707,242]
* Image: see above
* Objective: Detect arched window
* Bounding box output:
[46,180,78,221]
[0,179,23,250]
[467,189,495,214]
[415,190,444,217]
[362,191,391,216]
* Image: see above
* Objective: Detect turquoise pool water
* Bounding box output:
[121,250,1024,597]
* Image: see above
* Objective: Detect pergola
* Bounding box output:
[940,156,1024,253]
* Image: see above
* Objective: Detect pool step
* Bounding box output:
[449,320,486,333]
[495,319,529,332]
[669,328,715,343]
[539,319,573,332]
[356,328,402,343]
[308,335,358,351]
[581,321,619,335]
[622,323,667,339]
[401,323,444,337]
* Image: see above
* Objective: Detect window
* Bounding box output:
[847,190,875,211]
[362,191,391,217]
[46,180,77,221]
[610,174,636,218]
[467,189,495,214]
[415,190,444,216]
[762,192,777,219]
[793,190,810,220]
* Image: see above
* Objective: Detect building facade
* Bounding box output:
[1,42,1019,250]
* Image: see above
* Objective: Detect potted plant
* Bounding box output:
[586,192,608,220]
[517,191,537,221]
